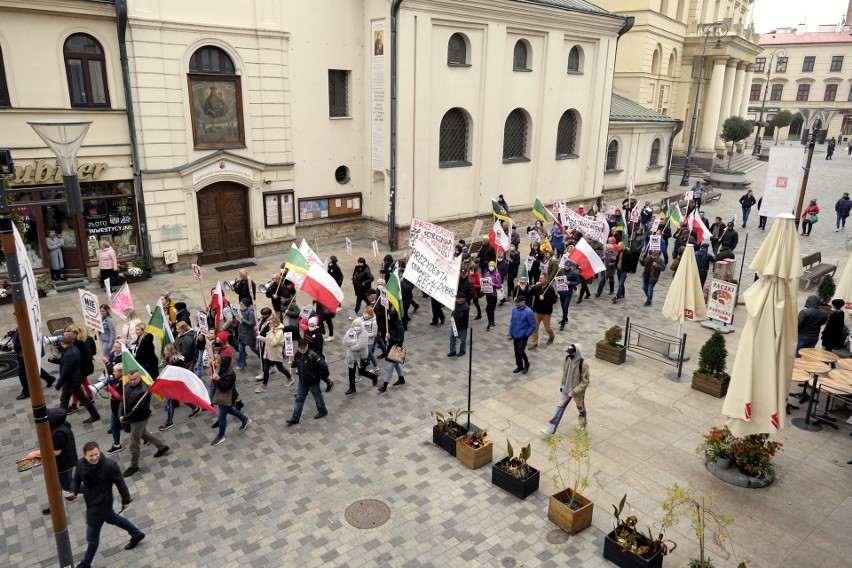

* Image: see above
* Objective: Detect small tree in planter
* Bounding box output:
[456,429,493,470]
[691,331,729,398]
[546,425,593,534]
[431,409,470,456]
[769,110,794,145]
[662,483,736,568]
[595,324,626,364]
[603,494,676,568]
[817,275,836,307]
[492,440,540,500]
[721,116,754,169]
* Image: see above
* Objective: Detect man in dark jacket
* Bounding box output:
[835,192,852,231]
[640,250,666,306]
[25,408,76,515]
[120,370,169,477]
[719,222,739,251]
[709,216,724,254]
[286,340,329,424]
[11,328,55,399]
[448,293,470,357]
[506,245,521,301]
[50,326,100,423]
[352,258,374,314]
[528,275,557,349]
[457,268,474,305]
[477,235,496,274]
[739,190,756,228]
[173,302,191,329]
[68,441,145,568]
[368,289,391,358]
[236,296,258,369]
[797,294,829,356]
[694,243,715,287]
[232,269,256,302]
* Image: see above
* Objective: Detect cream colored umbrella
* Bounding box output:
[662,244,708,361]
[835,252,852,314]
[722,214,802,436]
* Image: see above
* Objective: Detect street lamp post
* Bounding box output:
[681,21,728,186]
[794,118,822,229]
[751,48,787,156]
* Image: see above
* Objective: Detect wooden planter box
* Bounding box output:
[455,439,493,470]
[491,458,540,500]
[602,529,664,568]
[432,422,468,457]
[691,372,728,398]
[595,342,626,364]
[548,488,594,534]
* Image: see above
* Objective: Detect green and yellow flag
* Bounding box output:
[492,197,514,225]
[385,267,404,319]
[532,197,549,224]
[665,201,683,230]
[145,300,174,356]
[121,346,163,401]
[616,212,629,247]
[284,243,309,275]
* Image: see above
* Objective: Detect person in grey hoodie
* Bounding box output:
[796,294,829,356]
[545,343,590,434]
[235,296,258,369]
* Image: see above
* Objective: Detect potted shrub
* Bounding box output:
[546,425,593,534]
[603,494,675,568]
[456,429,493,469]
[817,275,836,310]
[691,331,730,398]
[492,440,540,500]
[431,409,469,457]
[595,324,626,364]
[701,427,782,488]
[661,483,735,568]
[118,259,146,283]
[695,425,733,469]
[0,278,12,305]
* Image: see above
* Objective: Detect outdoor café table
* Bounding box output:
[792,359,831,432]
[833,358,852,371]
[811,376,852,430]
[798,348,840,364]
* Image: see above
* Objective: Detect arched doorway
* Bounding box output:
[196,182,252,264]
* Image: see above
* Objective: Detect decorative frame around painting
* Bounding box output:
[188,74,245,149]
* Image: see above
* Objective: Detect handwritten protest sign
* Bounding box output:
[109,283,134,320]
[408,219,455,260]
[402,234,461,310]
[559,207,610,244]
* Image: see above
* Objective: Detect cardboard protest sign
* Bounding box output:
[408,219,455,260]
[402,234,461,310]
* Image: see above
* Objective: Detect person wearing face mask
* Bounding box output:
[352,258,374,314]
[255,316,293,394]
[304,316,334,392]
[544,343,589,434]
[343,318,378,394]
[483,261,503,331]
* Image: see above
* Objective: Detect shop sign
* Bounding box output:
[12,160,108,185]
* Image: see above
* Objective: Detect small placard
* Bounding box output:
[480,277,493,294]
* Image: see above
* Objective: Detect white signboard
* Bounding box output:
[197,311,209,335]
[402,234,462,310]
[707,279,738,324]
[408,219,455,260]
[684,191,694,201]
[470,219,483,242]
[528,230,541,243]
[760,146,804,218]
[284,332,294,357]
[299,305,313,320]
[346,237,353,255]
[554,275,568,292]
[192,264,203,283]
[14,226,42,372]
[371,20,386,171]
[79,289,103,333]
[649,235,661,252]
[480,277,494,294]
[525,256,535,272]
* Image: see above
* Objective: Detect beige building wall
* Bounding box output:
[604,124,676,194]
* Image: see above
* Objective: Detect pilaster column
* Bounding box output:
[739,65,755,117]
[698,57,728,153]
[729,62,746,119]
[716,60,738,148]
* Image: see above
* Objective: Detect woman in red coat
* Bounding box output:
[801,199,820,237]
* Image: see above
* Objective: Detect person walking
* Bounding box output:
[691,181,704,209]
[545,343,590,433]
[120,369,170,476]
[506,245,520,301]
[796,295,828,356]
[709,216,724,254]
[286,340,330,425]
[594,244,617,297]
[739,190,756,228]
[528,274,557,349]
[757,197,767,230]
[509,295,536,374]
[448,293,469,357]
[483,261,503,331]
[694,243,715,287]
[68,441,146,568]
[343,318,378,394]
[99,305,117,355]
[25,408,77,515]
[235,296,259,370]
[835,192,851,232]
[45,229,65,280]
[96,240,118,289]
[826,137,836,160]
[612,245,633,304]
[50,325,100,423]
[351,258,374,314]
[556,263,579,331]
[255,316,292,394]
[800,199,820,237]
[377,311,405,393]
[467,266,482,320]
[11,328,55,400]
[639,249,666,307]
[209,354,251,446]
[105,363,126,455]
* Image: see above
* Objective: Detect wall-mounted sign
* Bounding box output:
[12,160,109,185]
[191,160,253,185]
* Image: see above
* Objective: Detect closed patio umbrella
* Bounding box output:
[835,252,852,313]
[662,244,708,364]
[722,214,801,436]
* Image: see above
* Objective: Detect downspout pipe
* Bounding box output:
[665,120,684,192]
[617,15,634,38]
[389,0,404,251]
[116,0,152,269]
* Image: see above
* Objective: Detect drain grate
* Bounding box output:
[546,529,569,544]
[501,558,518,568]
[344,499,391,529]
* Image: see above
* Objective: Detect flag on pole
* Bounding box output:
[489,219,510,255]
[145,300,174,356]
[298,239,324,270]
[211,281,224,329]
[284,243,310,275]
[567,237,606,280]
[109,282,134,320]
[120,347,163,401]
[385,267,405,319]
[532,197,549,224]
[666,201,684,230]
[616,212,629,247]
[684,210,710,244]
[148,365,216,413]
[300,263,345,313]
[491,197,514,224]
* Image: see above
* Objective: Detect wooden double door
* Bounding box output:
[196,182,252,265]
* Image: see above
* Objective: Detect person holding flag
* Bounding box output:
[119,369,170,478]
[492,196,514,226]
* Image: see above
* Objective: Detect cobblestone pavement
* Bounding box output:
[1,146,850,568]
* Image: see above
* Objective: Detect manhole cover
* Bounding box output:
[0,352,19,381]
[500,558,517,568]
[345,499,390,529]
[546,528,569,544]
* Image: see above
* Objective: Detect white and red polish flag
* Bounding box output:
[148,365,216,413]
[301,263,345,313]
[567,237,606,280]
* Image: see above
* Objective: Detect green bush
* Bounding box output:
[697,331,727,376]
[817,275,836,306]
[603,325,623,347]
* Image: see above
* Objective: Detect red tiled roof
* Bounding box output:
[759,32,852,46]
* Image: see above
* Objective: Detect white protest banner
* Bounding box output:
[760,146,803,217]
[372,240,379,259]
[380,288,389,309]
[707,279,738,324]
[284,332,294,357]
[608,205,616,216]
[402,234,461,310]
[649,235,661,252]
[192,264,203,283]
[197,311,209,335]
[109,283,134,319]
[145,304,152,317]
[470,219,483,242]
[299,305,313,320]
[559,207,610,244]
[480,277,494,294]
[527,230,541,243]
[230,304,242,321]
[650,217,662,233]
[299,239,324,270]
[285,270,305,290]
[79,289,103,333]
[104,278,112,302]
[346,238,353,255]
[555,275,568,292]
[13,226,42,372]
[363,320,374,334]
[408,219,455,260]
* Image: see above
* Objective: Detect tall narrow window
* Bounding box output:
[776,57,788,73]
[556,110,579,158]
[63,34,109,108]
[770,84,783,101]
[749,84,761,101]
[796,84,810,101]
[802,56,815,72]
[605,140,619,171]
[824,84,838,102]
[830,56,843,72]
[447,33,467,65]
[848,84,852,102]
[503,108,529,162]
[567,46,582,73]
[188,45,244,148]
[439,108,470,167]
[513,40,529,71]
[754,57,765,72]
[328,70,350,117]
[649,138,661,167]
[0,45,9,107]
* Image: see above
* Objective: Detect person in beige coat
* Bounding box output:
[545,343,590,434]
[255,316,292,393]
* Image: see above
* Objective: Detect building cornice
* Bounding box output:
[0,0,115,19]
[127,17,288,40]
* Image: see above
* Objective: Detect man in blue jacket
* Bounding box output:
[694,243,715,287]
[509,295,537,375]
[835,192,852,231]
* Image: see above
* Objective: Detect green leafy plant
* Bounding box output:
[431,409,470,438]
[721,116,754,169]
[695,425,733,462]
[599,324,623,347]
[697,331,728,380]
[547,424,591,507]
[499,440,533,480]
[610,494,676,559]
[729,433,782,477]
[36,274,52,293]
[460,429,489,449]
[769,110,794,145]
[662,483,735,568]
[817,275,836,306]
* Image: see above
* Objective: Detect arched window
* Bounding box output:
[567,46,582,73]
[188,45,244,148]
[605,140,619,171]
[439,108,471,167]
[189,46,236,74]
[651,48,661,75]
[63,33,109,108]
[649,138,661,166]
[447,33,467,65]
[513,40,529,71]
[556,110,579,158]
[668,51,677,77]
[503,108,529,162]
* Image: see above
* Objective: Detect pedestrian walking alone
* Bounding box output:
[739,190,756,228]
[800,199,820,236]
[545,343,590,433]
[509,295,536,374]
